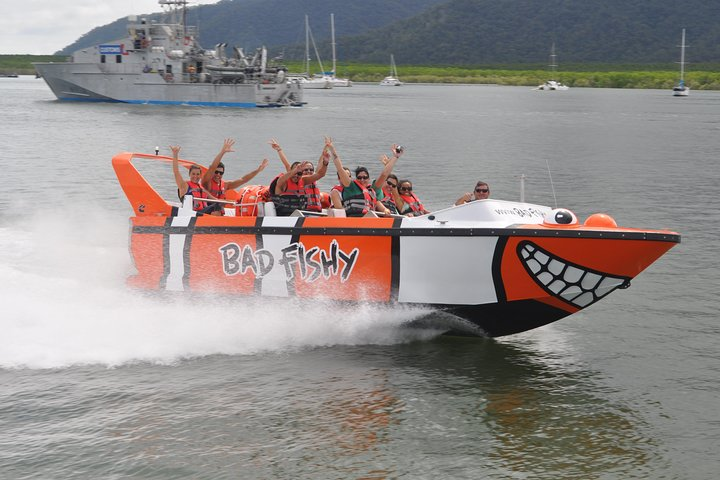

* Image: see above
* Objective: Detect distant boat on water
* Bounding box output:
[534,43,569,91]
[380,54,402,86]
[673,28,689,97]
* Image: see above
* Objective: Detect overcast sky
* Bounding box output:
[0,0,220,55]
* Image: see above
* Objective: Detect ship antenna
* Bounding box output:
[546,158,558,208]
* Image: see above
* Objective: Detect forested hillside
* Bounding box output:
[59,0,720,66]
[58,0,446,56]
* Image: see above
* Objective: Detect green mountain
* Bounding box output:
[335,0,720,65]
[58,0,446,56]
[59,0,720,65]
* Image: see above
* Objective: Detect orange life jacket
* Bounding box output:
[304,180,322,212]
[270,174,307,216]
[342,180,376,217]
[207,178,226,199]
[182,181,208,211]
[399,193,426,215]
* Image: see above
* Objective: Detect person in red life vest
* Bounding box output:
[329,167,351,209]
[392,180,430,217]
[455,181,490,205]
[170,145,220,214]
[327,139,400,217]
[201,138,269,214]
[268,138,329,216]
[380,173,400,214]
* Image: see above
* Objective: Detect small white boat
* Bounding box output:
[535,80,569,91]
[673,28,690,97]
[535,43,569,91]
[380,54,402,86]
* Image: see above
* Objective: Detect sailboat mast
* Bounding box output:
[679,28,686,82]
[305,14,310,75]
[331,13,337,76]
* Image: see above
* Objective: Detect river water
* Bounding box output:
[1,77,718,479]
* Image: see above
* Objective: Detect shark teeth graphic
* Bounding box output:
[517,241,631,309]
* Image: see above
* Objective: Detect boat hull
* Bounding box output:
[125,213,678,337]
[34,62,303,107]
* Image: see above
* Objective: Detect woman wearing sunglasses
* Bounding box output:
[392,180,430,216]
[201,138,269,214]
[268,138,329,216]
[455,181,490,206]
[327,140,401,217]
[380,173,400,214]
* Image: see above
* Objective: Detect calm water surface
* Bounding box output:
[1,77,718,479]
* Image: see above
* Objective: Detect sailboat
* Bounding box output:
[328,13,352,87]
[291,15,332,89]
[535,43,569,91]
[673,28,689,97]
[380,54,402,86]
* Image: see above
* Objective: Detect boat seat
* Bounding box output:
[326,208,346,218]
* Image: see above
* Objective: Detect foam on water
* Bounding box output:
[0,207,439,370]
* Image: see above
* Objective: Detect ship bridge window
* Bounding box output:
[116,55,122,63]
[100,55,106,63]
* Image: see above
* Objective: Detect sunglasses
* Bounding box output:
[215,170,224,175]
[386,180,397,188]
[303,168,314,173]
[475,188,489,193]
[399,186,412,192]
[356,175,369,180]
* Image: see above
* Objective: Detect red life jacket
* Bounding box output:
[304,180,322,212]
[270,174,307,216]
[380,185,398,214]
[207,178,226,199]
[183,181,208,211]
[399,193,426,215]
[342,180,375,217]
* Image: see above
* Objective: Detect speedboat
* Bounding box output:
[113,152,680,337]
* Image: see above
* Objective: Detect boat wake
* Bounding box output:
[0,208,441,370]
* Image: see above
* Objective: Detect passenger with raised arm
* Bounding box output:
[380,173,400,214]
[328,140,401,217]
[170,145,220,214]
[330,167,352,209]
[455,181,490,205]
[393,179,430,216]
[268,138,329,216]
[201,138,269,214]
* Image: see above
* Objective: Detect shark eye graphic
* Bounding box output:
[544,208,578,226]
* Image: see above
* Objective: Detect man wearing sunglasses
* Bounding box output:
[455,181,490,206]
[202,138,269,214]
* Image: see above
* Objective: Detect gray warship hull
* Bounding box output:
[33,62,302,107]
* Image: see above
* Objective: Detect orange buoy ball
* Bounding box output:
[584,213,618,228]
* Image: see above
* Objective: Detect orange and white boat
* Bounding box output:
[113,152,680,337]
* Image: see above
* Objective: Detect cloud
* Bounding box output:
[0,0,219,55]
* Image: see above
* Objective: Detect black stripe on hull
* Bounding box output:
[132,224,680,243]
[437,300,573,337]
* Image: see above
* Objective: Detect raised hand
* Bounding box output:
[221,138,235,154]
[269,138,282,151]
